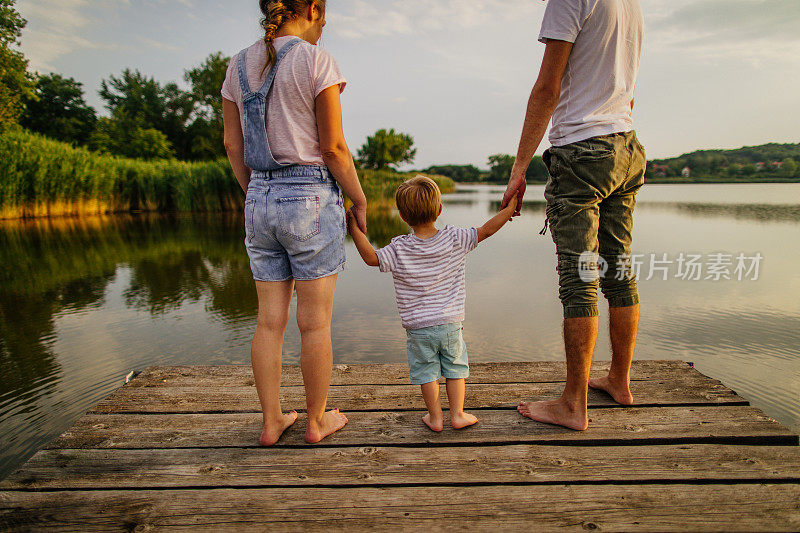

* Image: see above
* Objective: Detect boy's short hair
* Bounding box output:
[395,175,441,226]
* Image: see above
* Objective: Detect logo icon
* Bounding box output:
[578,251,609,282]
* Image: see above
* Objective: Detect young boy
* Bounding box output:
[346,175,517,431]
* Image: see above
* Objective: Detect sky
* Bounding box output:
[15,0,800,168]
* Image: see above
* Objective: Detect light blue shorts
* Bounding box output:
[244,166,346,282]
[406,322,469,385]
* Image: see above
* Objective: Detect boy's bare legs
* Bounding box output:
[252,280,299,446]
[295,274,348,444]
[589,304,638,405]
[446,378,478,429]
[420,381,443,432]
[518,316,598,431]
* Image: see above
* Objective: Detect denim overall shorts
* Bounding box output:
[239,38,346,282]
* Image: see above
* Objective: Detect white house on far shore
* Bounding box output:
[682,166,691,178]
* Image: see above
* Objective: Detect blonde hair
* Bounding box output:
[259,0,326,74]
[395,175,441,226]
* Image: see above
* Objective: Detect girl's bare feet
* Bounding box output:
[422,412,443,432]
[451,411,478,429]
[305,408,348,444]
[517,399,588,431]
[259,411,298,446]
[589,376,634,405]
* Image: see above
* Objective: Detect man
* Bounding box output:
[501,0,646,430]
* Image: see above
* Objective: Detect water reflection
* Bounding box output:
[641,202,800,223]
[0,183,799,481]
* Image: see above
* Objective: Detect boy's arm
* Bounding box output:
[477,196,518,243]
[347,210,380,267]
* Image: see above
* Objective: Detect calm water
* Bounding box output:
[1,183,799,479]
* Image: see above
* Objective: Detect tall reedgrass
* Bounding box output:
[0,130,454,219]
[0,130,241,219]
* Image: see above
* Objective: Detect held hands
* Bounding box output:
[501,168,526,219]
[347,205,367,235]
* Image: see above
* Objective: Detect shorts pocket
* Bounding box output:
[244,198,256,243]
[277,195,321,241]
[572,148,615,162]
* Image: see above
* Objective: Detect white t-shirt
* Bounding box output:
[375,225,479,331]
[221,36,346,165]
[539,0,644,146]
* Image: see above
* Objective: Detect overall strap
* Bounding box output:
[256,37,304,96]
[237,48,252,95]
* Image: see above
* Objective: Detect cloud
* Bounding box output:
[17,0,120,71]
[327,0,543,40]
[641,0,800,64]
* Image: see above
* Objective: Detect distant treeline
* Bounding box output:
[421,154,549,184]
[646,142,800,182]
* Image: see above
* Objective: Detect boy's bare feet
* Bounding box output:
[422,413,443,432]
[589,376,634,405]
[517,399,588,431]
[451,411,478,429]
[305,408,348,444]
[259,411,298,446]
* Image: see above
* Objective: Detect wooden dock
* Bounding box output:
[1,360,799,531]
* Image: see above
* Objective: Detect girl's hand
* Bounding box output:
[348,205,367,234]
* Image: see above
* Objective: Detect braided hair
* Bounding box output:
[259,0,326,74]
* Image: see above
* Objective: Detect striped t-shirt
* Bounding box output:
[376,225,479,330]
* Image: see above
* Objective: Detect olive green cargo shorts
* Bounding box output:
[542,130,646,319]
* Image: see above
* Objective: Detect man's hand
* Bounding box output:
[347,205,367,234]
[501,169,527,218]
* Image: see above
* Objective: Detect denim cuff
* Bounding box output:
[563,305,600,319]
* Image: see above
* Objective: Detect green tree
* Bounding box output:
[89,110,174,160]
[357,128,416,170]
[21,73,97,145]
[99,69,192,159]
[487,154,515,182]
[0,0,36,130]
[423,164,485,182]
[781,158,797,178]
[184,51,230,160]
[525,155,549,182]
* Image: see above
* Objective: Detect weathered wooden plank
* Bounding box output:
[45,406,797,449]
[3,444,799,490]
[2,484,798,532]
[89,379,745,414]
[130,360,696,388]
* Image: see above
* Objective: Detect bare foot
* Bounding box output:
[589,376,634,405]
[259,411,298,446]
[422,412,443,432]
[305,409,348,444]
[517,399,588,431]
[451,411,478,429]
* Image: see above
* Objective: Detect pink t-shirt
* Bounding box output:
[221,36,346,165]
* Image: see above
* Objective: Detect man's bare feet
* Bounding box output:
[422,412,443,432]
[259,411,298,446]
[589,376,634,405]
[451,411,478,429]
[305,408,348,444]
[517,399,588,431]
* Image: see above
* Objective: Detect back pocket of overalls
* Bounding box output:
[244,198,256,243]
[277,196,321,241]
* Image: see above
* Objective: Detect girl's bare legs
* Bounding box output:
[252,280,298,446]
[295,274,348,443]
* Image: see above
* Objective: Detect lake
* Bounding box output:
[1,182,799,480]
